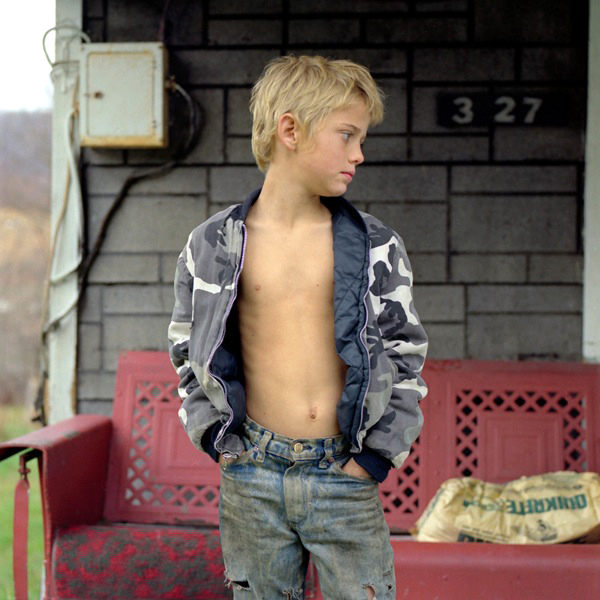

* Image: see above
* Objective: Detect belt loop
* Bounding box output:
[319,438,334,469]
[255,429,271,463]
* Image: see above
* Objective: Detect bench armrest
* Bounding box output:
[0,414,112,530]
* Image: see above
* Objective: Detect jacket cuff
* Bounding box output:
[353,447,393,483]
[200,423,221,463]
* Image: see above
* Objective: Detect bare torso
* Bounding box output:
[236,209,347,439]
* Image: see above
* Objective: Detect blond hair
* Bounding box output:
[250,55,384,172]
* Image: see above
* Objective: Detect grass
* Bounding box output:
[0,404,44,600]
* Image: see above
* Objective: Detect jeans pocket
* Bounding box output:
[219,445,256,471]
[330,455,377,484]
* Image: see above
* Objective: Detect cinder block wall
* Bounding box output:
[79,0,587,414]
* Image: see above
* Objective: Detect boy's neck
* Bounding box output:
[251,167,330,228]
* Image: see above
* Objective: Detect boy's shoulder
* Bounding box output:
[186,203,243,247]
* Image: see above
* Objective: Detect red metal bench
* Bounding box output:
[2,352,599,599]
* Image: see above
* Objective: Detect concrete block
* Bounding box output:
[83,148,126,166]
[367,203,447,252]
[467,314,582,360]
[494,127,585,162]
[451,255,527,283]
[166,2,205,45]
[103,285,174,315]
[367,18,467,43]
[298,48,407,75]
[423,323,465,359]
[208,19,282,45]
[88,195,208,253]
[521,47,587,82]
[409,253,448,283]
[209,0,282,13]
[474,0,575,43]
[183,89,226,165]
[79,324,102,371]
[86,166,208,195]
[77,371,117,401]
[79,400,114,417]
[372,80,407,135]
[413,284,465,322]
[129,90,226,166]
[413,48,514,81]
[362,136,408,162]
[85,0,104,19]
[451,196,577,253]
[227,88,252,135]
[415,1,468,11]
[349,166,447,202]
[288,19,360,45]
[177,49,279,85]
[79,285,102,322]
[412,86,488,134]
[411,136,489,162]
[85,19,105,43]
[88,254,161,284]
[104,315,170,371]
[209,167,265,203]
[468,285,582,314]
[289,0,409,12]
[451,166,577,193]
[161,253,181,283]
[226,137,255,164]
[529,255,583,284]
[107,1,164,42]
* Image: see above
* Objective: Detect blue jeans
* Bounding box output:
[219,417,395,599]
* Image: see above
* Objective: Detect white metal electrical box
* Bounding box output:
[79,43,168,148]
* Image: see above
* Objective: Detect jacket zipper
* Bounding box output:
[355,238,372,452]
[207,222,247,456]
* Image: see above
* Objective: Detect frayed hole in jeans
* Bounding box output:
[283,588,303,599]
[363,583,376,600]
[225,578,251,591]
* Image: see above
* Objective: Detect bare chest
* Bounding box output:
[239,225,335,307]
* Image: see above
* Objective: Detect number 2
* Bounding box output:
[494,96,516,123]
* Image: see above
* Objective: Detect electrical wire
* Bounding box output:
[77,83,202,300]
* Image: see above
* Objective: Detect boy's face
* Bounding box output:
[294,99,370,198]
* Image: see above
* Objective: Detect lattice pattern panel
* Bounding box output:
[105,353,221,526]
[455,388,587,480]
[380,439,421,532]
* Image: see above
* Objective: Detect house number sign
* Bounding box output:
[437,93,568,127]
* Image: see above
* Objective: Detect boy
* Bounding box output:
[168,55,428,599]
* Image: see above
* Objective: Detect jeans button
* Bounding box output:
[293,442,303,453]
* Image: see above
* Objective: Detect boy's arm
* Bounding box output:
[168,244,222,462]
[353,233,428,482]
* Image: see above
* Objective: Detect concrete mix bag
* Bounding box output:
[412,471,600,544]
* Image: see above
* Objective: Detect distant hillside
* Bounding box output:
[0,111,51,213]
[0,111,51,405]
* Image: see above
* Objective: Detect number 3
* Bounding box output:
[452,96,474,124]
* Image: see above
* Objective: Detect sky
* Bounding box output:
[0,2,55,111]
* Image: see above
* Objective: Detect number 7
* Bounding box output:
[523,97,543,124]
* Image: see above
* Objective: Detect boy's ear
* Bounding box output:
[277,113,300,150]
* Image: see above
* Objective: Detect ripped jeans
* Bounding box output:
[219,417,395,599]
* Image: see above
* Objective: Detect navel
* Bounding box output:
[255,284,261,291]
[309,407,318,420]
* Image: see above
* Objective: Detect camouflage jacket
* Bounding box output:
[168,189,428,482]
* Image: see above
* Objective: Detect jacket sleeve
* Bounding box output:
[353,232,428,482]
[168,241,221,462]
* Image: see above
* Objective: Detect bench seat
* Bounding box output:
[2,351,599,599]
